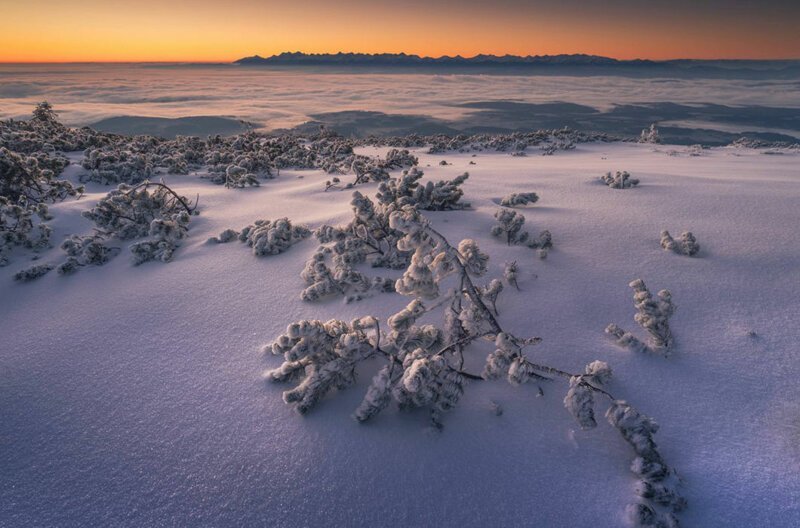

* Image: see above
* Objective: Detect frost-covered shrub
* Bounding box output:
[0,197,52,266]
[82,181,195,265]
[639,124,660,144]
[490,209,553,258]
[0,147,82,204]
[13,262,54,282]
[1,102,108,154]
[419,128,608,155]
[260,195,684,523]
[491,209,527,245]
[222,165,260,188]
[601,171,639,189]
[206,228,238,244]
[129,212,190,265]
[376,168,469,211]
[540,134,576,155]
[500,192,539,207]
[83,182,194,240]
[660,231,700,257]
[57,235,117,274]
[606,279,676,355]
[382,148,418,170]
[503,261,520,290]
[607,401,686,527]
[299,189,420,303]
[340,147,420,188]
[211,218,311,256]
[80,145,157,185]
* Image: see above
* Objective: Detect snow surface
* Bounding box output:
[1,143,799,527]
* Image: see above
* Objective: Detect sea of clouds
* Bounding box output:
[1,63,798,138]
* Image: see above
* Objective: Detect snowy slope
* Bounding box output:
[1,143,799,527]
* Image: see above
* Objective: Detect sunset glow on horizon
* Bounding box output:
[2,0,799,63]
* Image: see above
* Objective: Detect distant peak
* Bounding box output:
[233,52,626,67]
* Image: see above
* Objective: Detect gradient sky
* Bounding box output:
[2,0,799,62]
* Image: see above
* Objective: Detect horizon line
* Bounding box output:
[2,52,800,65]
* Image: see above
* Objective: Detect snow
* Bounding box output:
[1,143,799,527]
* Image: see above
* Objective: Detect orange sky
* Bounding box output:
[2,0,799,62]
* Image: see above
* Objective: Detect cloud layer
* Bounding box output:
[1,64,798,140]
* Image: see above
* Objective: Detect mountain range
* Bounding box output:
[233,52,800,77]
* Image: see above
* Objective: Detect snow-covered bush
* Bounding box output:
[347,148,418,187]
[660,231,700,257]
[0,147,82,204]
[0,197,52,267]
[540,133,576,155]
[80,145,157,185]
[0,127,83,267]
[261,199,684,523]
[420,127,610,155]
[298,186,438,303]
[606,279,676,355]
[608,401,686,527]
[490,209,553,258]
[500,192,539,207]
[376,168,469,210]
[503,261,520,290]
[1,102,107,154]
[13,262,54,282]
[84,182,195,240]
[222,165,260,188]
[57,235,118,274]
[206,228,238,244]
[491,209,527,245]
[210,218,311,256]
[639,124,661,144]
[82,181,196,265]
[601,171,639,189]
[382,148,418,170]
[130,211,191,265]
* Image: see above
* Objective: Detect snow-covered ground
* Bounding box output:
[1,142,799,527]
